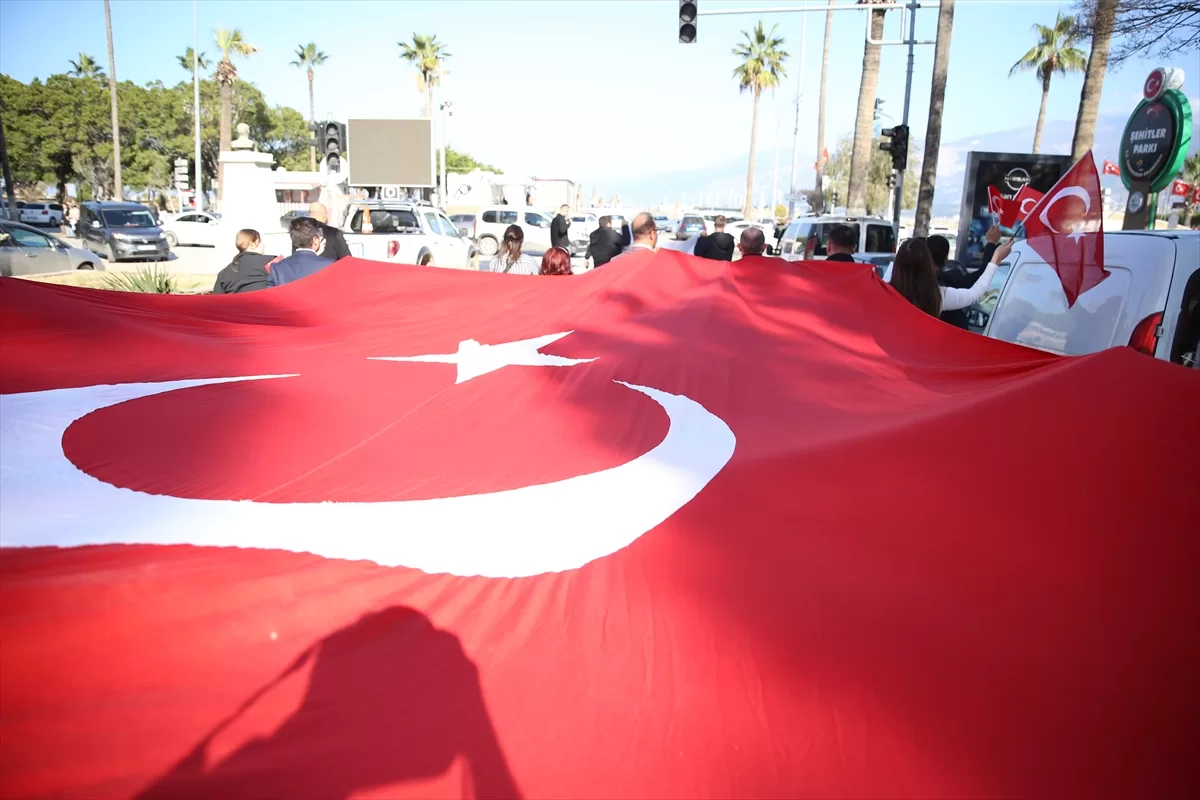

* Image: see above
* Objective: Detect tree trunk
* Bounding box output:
[914,0,955,237]
[814,9,834,214]
[847,7,886,215]
[1071,0,1118,160]
[308,69,317,171]
[0,107,19,221]
[1033,72,1050,155]
[219,78,231,206]
[103,0,122,201]
[743,87,761,219]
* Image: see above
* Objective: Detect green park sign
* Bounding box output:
[1120,67,1193,229]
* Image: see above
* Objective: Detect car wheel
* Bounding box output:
[76,261,96,270]
[477,236,498,257]
[419,253,434,267]
[164,231,178,247]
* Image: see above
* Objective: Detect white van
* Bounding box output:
[473,206,554,257]
[965,230,1199,367]
[778,215,896,265]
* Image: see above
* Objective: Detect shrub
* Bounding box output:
[101,265,178,294]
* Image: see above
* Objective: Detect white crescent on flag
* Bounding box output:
[1038,186,1092,243]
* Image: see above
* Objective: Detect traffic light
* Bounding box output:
[879,124,909,171]
[320,121,347,172]
[679,1,697,43]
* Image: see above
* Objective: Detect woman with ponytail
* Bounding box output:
[487,225,540,275]
[889,237,1012,318]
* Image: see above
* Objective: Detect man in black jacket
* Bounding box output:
[585,215,624,268]
[825,224,858,263]
[929,230,995,330]
[295,202,351,261]
[550,205,571,250]
[695,215,735,261]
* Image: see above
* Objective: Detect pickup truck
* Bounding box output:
[341,200,477,269]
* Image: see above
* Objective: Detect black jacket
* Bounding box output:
[696,231,735,261]
[213,252,273,294]
[825,253,856,263]
[293,221,351,261]
[550,214,571,250]
[586,227,624,267]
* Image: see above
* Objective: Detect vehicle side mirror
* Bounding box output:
[91,220,100,228]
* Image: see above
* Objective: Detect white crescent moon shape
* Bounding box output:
[1038,186,1091,233]
[0,376,735,578]
[1020,196,1038,215]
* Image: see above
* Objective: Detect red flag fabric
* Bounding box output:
[1171,178,1193,197]
[2,255,1199,799]
[1020,151,1107,306]
[1194,184,1200,204]
[1007,185,1045,228]
[986,184,1007,218]
[1102,159,1121,176]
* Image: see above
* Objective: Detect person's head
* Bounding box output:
[890,238,942,317]
[559,204,569,216]
[738,226,766,256]
[540,246,572,276]
[714,214,727,231]
[307,201,329,224]
[290,217,324,252]
[498,224,525,264]
[235,228,263,254]
[827,224,857,255]
[598,215,612,229]
[925,235,950,268]
[631,212,658,247]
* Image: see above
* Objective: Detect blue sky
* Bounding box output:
[1,0,1195,194]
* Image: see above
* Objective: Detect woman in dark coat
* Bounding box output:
[213,229,277,294]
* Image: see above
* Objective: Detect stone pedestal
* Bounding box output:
[212,147,289,268]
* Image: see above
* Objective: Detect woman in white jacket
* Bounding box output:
[889,237,1014,317]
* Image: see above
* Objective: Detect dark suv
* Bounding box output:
[79,201,169,262]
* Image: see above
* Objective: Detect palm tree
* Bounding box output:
[399,34,450,117]
[1071,0,1118,160]
[214,27,258,205]
[812,9,834,214]
[68,53,105,80]
[733,22,788,219]
[914,0,956,236]
[847,1,887,215]
[177,47,210,73]
[103,1,121,201]
[1010,13,1086,155]
[291,43,329,171]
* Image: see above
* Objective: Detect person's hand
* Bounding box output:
[986,225,1001,244]
[992,239,1014,263]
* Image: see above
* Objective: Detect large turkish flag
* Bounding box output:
[1,253,1198,799]
[1022,151,1107,306]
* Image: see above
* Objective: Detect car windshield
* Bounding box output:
[101,209,156,227]
[682,216,703,225]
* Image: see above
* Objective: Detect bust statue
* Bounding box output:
[231,122,253,150]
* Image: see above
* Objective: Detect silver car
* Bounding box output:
[0,221,104,276]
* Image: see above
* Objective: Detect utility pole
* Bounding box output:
[891,0,919,234]
[787,1,808,217]
[771,112,781,217]
[193,0,202,211]
[0,107,19,221]
[437,59,446,208]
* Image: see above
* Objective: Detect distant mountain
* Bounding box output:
[610,111,1198,216]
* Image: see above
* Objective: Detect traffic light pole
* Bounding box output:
[893,1,918,235]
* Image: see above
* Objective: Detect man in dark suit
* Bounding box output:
[695,215,735,261]
[295,201,351,261]
[550,205,571,250]
[824,224,858,262]
[269,217,334,287]
[585,215,624,268]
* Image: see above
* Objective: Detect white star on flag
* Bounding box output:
[369,331,596,384]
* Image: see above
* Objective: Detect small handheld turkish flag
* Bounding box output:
[987,185,1007,218]
[1021,151,1107,307]
[1102,159,1121,177]
[1171,179,1193,197]
[1005,185,1045,229]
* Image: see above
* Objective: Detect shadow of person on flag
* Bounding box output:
[136,606,521,800]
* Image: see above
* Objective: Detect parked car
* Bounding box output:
[654,215,673,233]
[160,211,221,247]
[726,220,778,255]
[675,215,707,240]
[567,213,598,257]
[964,230,1200,367]
[341,200,476,269]
[472,206,554,257]
[18,202,63,227]
[78,201,169,262]
[449,213,477,238]
[0,220,103,276]
[778,215,896,264]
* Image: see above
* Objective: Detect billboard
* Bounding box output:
[347,119,434,188]
[954,152,1073,267]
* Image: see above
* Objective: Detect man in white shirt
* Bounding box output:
[621,212,658,254]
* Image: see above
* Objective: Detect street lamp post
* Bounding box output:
[193,0,202,210]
